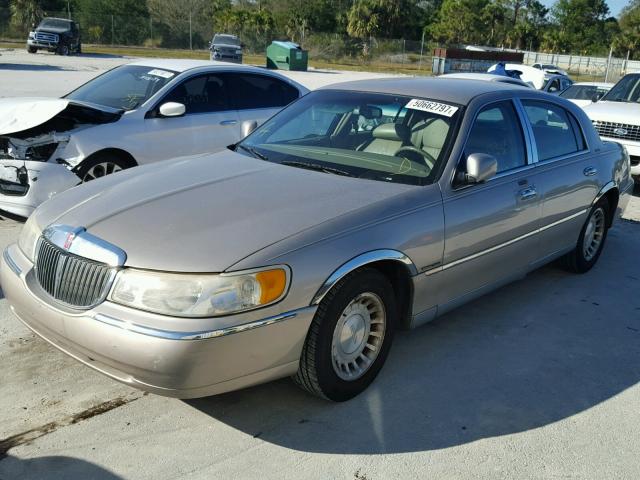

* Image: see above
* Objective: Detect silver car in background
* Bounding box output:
[1,78,633,402]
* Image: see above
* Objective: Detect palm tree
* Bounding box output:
[10,0,43,32]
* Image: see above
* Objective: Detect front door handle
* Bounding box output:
[583,166,598,176]
[519,186,537,201]
[220,119,238,126]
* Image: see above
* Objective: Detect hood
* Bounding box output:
[0,98,123,138]
[0,98,69,136]
[36,26,70,34]
[34,151,415,272]
[582,101,640,124]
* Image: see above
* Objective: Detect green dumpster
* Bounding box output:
[266,41,308,71]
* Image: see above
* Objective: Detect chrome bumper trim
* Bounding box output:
[93,306,315,341]
[3,247,22,275]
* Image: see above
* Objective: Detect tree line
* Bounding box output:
[2,0,639,58]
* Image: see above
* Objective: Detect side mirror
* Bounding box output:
[241,120,258,138]
[158,102,186,118]
[591,93,603,103]
[465,153,497,184]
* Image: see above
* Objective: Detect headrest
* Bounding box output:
[372,123,409,141]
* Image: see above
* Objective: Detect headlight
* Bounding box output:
[109,266,290,317]
[18,214,41,262]
[28,31,35,39]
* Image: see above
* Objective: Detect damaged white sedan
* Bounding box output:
[0,59,308,217]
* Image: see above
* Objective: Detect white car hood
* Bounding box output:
[0,97,69,136]
[582,101,640,125]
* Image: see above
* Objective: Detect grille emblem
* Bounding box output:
[63,232,75,250]
[613,127,628,136]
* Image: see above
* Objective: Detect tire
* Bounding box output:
[561,197,610,273]
[76,153,129,183]
[76,43,82,54]
[57,43,70,56]
[294,268,397,402]
[27,46,37,54]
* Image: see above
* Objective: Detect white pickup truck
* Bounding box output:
[583,73,640,184]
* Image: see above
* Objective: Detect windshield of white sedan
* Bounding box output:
[66,65,177,110]
[237,90,460,185]
[602,74,640,103]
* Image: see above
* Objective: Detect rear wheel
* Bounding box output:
[294,268,397,401]
[77,153,130,183]
[561,198,609,273]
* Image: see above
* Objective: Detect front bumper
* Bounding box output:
[1,244,315,398]
[27,39,59,49]
[210,51,242,63]
[0,160,79,217]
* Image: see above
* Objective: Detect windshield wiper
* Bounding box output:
[236,144,268,161]
[281,160,355,177]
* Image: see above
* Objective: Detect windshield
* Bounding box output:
[560,85,608,100]
[237,90,460,186]
[541,64,558,69]
[39,19,71,30]
[213,35,240,46]
[66,65,177,110]
[601,75,640,103]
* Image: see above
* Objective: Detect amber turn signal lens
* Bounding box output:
[256,269,287,304]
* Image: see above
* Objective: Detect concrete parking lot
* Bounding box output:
[1,47,640,480]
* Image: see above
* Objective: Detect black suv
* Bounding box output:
[27,17,81,55]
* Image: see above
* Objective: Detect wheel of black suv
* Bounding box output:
[294,268,397,402]
[27,46,37,54]
[76,43,82,54]
[561,197,610,273]
[57,43,70,56]
[77,154,129,183]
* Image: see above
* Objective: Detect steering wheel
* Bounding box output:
[394,146,436,170]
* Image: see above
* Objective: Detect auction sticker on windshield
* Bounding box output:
[147,69,175,79]
[406,99,458,117]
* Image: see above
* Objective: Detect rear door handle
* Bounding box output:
[219,119,238,126]
[583,166,598,176]
[519,186,537,201]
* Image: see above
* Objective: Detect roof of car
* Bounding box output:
[127,58,262,73]
[319,76,525,105]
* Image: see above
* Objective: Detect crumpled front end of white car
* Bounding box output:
[0,134,80,217]
[0,98,123,217]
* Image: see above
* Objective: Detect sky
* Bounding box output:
[542,0,629,17]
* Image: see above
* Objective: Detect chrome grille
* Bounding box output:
[35,237,116,308]
[34,31,58,43]
[592,120,640,143]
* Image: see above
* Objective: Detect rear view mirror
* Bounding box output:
[159,102,186,118]
[359,105,382,119]
[465,153,497,184]
[241,120,258,138]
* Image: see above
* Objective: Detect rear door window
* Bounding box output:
[521,100,583,161]
[228,73,300,110]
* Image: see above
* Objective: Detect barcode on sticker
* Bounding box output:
[406,99,458,117]
[147,69,175,79]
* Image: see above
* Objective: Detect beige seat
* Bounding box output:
[410,117,450,160]
[359,123,410,156]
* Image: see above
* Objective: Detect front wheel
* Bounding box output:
[294,268,397,401]
[27,46,37,54]
[77,154,129,183]
[57,44,70,56]
[561,198,609,273]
